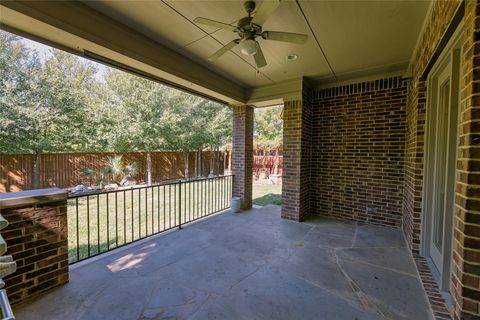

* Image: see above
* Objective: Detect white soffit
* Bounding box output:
[1,0,430,104]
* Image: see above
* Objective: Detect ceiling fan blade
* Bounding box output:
[251,0,281,26]
[254,45,267,68]
[208,40,239,61]
[194,17,237,31]
[262,31,308,44]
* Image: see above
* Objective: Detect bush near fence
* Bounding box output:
[0,151,225,192]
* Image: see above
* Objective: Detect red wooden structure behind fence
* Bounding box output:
[253,155,283,176]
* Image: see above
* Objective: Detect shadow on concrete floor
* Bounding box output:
[14,205,433,320]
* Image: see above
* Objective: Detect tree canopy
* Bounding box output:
[0,31,232,155]
[254,106,283,152]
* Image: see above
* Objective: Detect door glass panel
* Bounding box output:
[433,79,450,251]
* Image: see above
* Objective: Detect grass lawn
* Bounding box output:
[252,182,282,206]
[67,177,232,263]
[67,177,281,263]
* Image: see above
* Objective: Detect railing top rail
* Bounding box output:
[67,174,233,199]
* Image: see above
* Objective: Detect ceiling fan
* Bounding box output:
[194,0,308,68]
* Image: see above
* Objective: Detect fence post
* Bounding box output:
[178,180,182,229]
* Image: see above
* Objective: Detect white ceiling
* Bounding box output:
[83,0,430,88]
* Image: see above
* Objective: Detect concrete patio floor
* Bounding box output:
[14,205,432,320]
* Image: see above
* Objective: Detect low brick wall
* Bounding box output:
[0,189,69,304]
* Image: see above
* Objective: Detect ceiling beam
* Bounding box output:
[0,1,247,105]
[246,78,303,107]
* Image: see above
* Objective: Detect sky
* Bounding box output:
[20,36,108,80]
[21,37,53,63]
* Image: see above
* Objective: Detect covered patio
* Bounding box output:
[0,1,479,319]
[14,205,431,320]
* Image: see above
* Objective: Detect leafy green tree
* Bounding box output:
[0,33,102,186]
[254,106,283,151]
[104,69,168,152]
[104,69,231,179]
[0,30,233,187]
[254,106,283,176]
[0,32,40,154]
[159,92,197,178]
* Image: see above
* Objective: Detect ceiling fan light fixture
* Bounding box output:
[240,39,258,56]
[286,53,298,61]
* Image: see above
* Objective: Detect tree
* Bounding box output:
[0,33,102,187]
[158,91,231,178]
[104,69,168,152]
[0,30,233,188]
[104,69,231,180]
[203,102,232,175]
[0,32,40,154]
[254,106,283,177]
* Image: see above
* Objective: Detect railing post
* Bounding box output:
[178,179,182,229]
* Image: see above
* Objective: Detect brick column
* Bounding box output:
[0,188,69,305]
[451,1,480,318]
[282,85,312,221]
[232,105,254,210]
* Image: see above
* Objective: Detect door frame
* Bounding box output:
[421,23,463,296]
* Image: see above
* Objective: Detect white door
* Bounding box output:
[430,65,450,273]
[424,48,460,293]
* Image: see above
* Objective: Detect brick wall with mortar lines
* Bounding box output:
[452,0,480,318]
[0,200,69,304]
[402,0,480,318]
[301,85,313,220]
[403,79,427,255]
[403,0,461,256]
[310,76,408,227]
[232,105,253,210]
[282,99,308,221]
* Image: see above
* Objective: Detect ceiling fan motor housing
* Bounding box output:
[195,0,307,68]
[237,16,262,43]
[243,1,256,15]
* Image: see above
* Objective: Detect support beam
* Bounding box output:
[281,83,312,221]
[232,105,254,211]
[0,1,246,105]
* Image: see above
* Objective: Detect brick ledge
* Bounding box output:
[413,254,452,320]
[0,188,67,209]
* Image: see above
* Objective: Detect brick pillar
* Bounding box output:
[232,105,254,210]
[452,1,480,318]
[0,188,69,305]
[282,86,312,221]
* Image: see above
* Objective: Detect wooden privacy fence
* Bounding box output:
[0,151,225,192]
[253,155,283,176]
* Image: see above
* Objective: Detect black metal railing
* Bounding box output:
[67,175,233,264]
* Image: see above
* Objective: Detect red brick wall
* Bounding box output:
[310,77,408,227]
[232,105,253,210]
[1,200,69,304]
[403,0,461,255]
[301,85,313,220]
[452,0,480,318]
[281,84,313,222]
[403,78,427,254]
[401,0,480,318]
[282,99,305,221]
